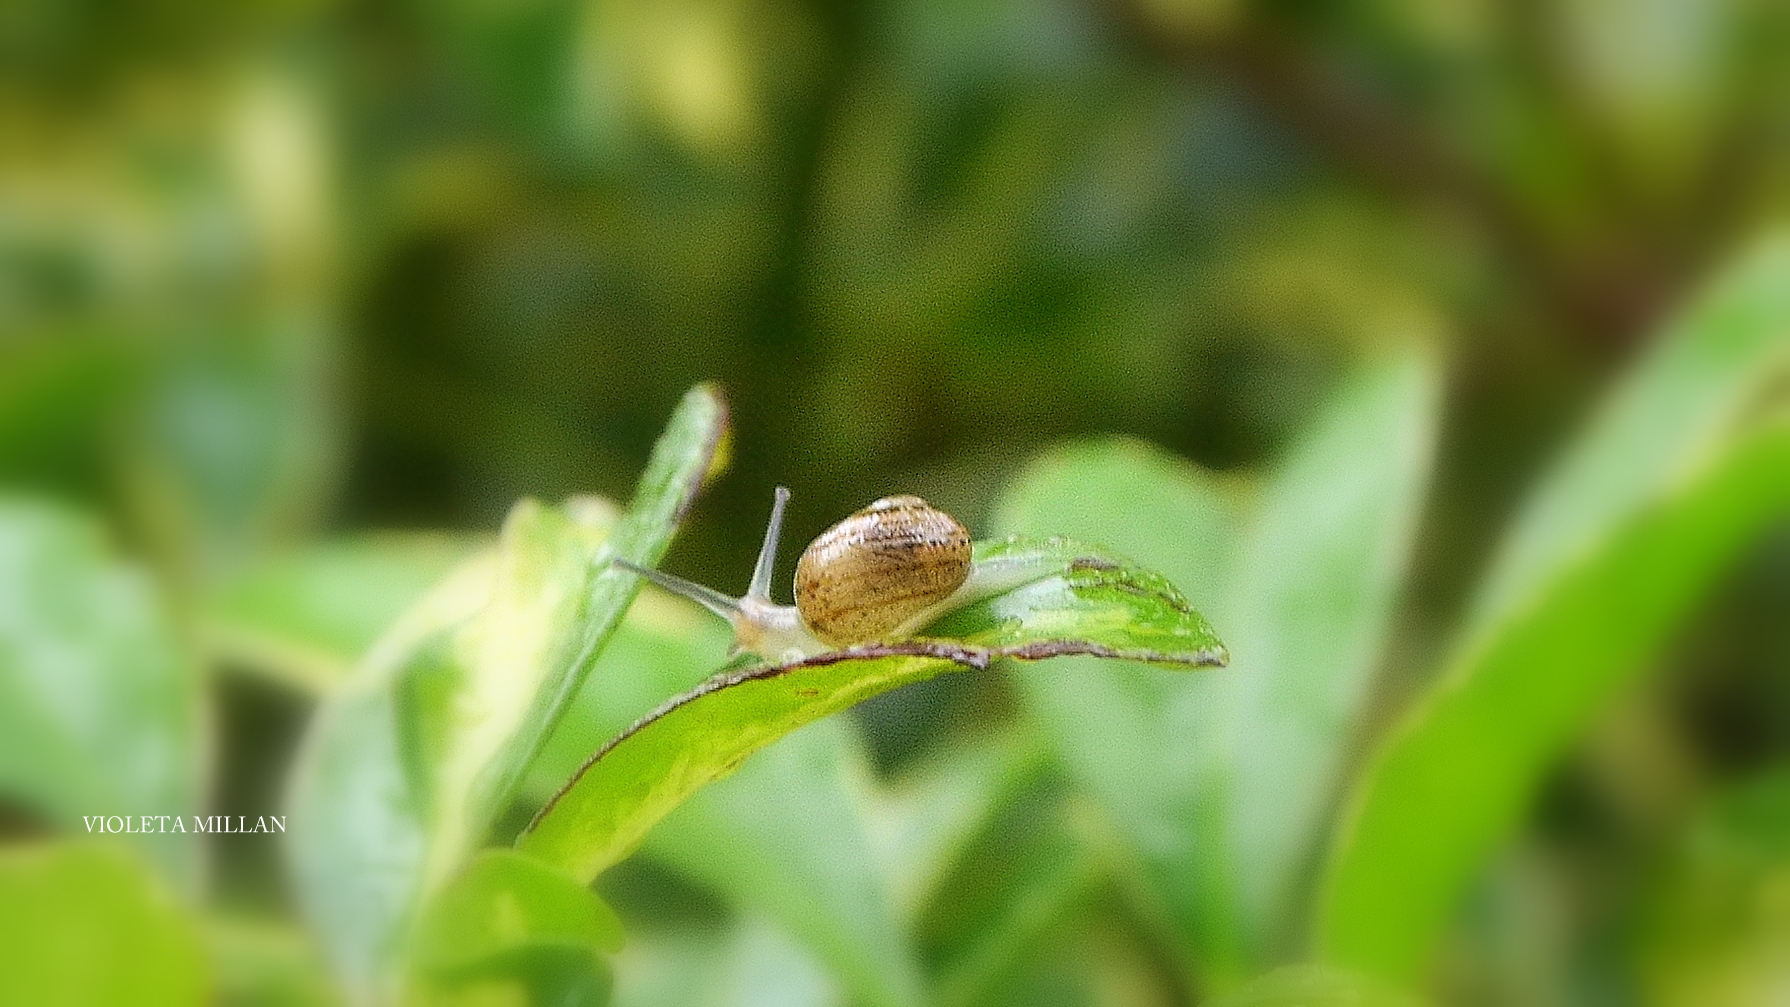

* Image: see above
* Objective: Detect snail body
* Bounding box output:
[617,488,974,661]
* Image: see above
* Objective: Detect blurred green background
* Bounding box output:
[4,0,1790,1003]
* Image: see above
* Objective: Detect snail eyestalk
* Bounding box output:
[747,486,790,602]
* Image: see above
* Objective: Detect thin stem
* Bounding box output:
[747,486,790,602]
[613,559,741,622]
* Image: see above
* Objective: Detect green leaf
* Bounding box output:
[406,499,619,886]
[917,771,1104,1007]
[645,721,927,1007]
[482,383,729,842]
[1220,348,1441,957]
[415,945,611,1007]
[415,849,624,975]
[867,730,1048,917]
[520,536,1225,884]
[987,438,1243,619]
[286,385,727,997]
[1318,235,1790,982]
[0,842,208,1006]
[0,496,204,890]
[1466,240,1790,638]
[611,916,842,1007]
[988,439,1245,980]
[705,917,847,1007]
[203,533,485,693]
[526,592,932,1007]
[989,347,1442,979]
[286,552,495,996]
[519,591,733,809]
[1205,964,1423,1007]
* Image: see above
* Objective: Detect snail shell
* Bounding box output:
[794,496,972,647]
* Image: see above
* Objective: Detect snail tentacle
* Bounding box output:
[613,559,741,621]
[746,486,790,603]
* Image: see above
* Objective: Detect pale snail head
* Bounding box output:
[617,487,972,662]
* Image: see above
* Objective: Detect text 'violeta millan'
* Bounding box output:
[84,815,287,833]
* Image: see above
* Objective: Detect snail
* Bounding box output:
[617,487,978,662]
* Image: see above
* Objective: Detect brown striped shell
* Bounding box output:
[793,496,972,647]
